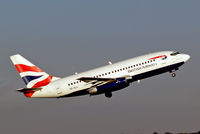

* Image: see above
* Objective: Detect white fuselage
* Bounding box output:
[32,51,190,98]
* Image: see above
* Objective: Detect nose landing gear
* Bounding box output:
[171,72,176,77]
[170,68,178,77]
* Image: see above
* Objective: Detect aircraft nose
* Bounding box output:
[182,54,191,62]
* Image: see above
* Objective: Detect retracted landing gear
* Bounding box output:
[105,92,112,98]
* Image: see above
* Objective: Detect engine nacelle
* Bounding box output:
[88,88,98,94]
[89,78,130,95]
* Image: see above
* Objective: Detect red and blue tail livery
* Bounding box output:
[10,54,60,97]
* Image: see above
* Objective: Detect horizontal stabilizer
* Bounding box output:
[17,88,42,98]
[17,88,42,93]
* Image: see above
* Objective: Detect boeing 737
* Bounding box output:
[10,51,190,98]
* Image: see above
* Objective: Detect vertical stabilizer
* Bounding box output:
[10,54,60,88]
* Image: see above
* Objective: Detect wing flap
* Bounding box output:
[78,75,132,84]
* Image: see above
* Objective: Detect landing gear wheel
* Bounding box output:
[105,92,112,98]
[171,73,176,77]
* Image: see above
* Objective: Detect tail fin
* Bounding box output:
[10,54,60,88]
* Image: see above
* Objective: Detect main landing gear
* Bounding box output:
[105,92,112,98]
[170,68,178,77]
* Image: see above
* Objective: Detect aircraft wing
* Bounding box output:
[78,77,115,87]
[78,77,117,83]
[78,77,115,82]
[78,75,132,87]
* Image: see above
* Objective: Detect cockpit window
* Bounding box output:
[170,51,180,56]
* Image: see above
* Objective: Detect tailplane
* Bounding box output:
[17,87,42,98]
[10,54,60,88]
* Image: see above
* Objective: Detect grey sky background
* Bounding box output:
[0,0,200,134]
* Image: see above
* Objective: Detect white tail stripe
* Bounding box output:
[10,54,35,66]
[27,74,49,88]
[20,72,47,77]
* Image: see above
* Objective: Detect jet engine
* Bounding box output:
[88,78,130,95]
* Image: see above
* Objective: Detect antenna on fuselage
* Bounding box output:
[108,61,112,65]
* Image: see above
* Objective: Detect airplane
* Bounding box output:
[10,51,190,98]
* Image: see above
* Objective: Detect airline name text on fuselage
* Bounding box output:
[128,63,157,73]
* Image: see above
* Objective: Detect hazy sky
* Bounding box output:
[0,0,200,134]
